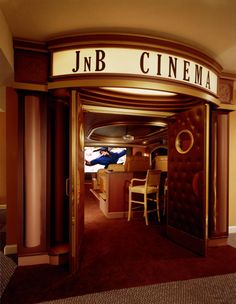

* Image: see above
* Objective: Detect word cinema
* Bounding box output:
[52,47,218,95]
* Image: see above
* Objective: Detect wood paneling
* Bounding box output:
[209,110,229,238]
[14,48,49,84]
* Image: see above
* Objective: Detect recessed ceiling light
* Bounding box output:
[101,87,176,96]
[123,134,134,142]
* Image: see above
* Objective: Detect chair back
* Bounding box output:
[146,170,162,188]
[154,155,168,172]
[125,155,150,172]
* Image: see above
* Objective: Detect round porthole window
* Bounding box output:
[175,129,194,154]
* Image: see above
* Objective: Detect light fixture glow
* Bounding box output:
[101,87,176,97]
[123,134,134,142]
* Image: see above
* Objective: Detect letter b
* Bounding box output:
[95,50,106,71]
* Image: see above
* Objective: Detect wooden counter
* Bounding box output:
[99,171,133,218]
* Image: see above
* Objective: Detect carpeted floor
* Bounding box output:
[2,185,236,304]
[40,273,236,304]
[0,252,17,299]
[0,208,6,252]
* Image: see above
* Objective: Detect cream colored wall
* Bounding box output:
[229,82,236,227]
[0,86,6,111]
[0,10,12,203]
[0,87,6,204]
[0,9,13,85]
[0,111,6,204]
[0,10,13,68]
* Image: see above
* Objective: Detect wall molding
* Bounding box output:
[3,227,236,257]
[229,226,236,234]
[4,244,17,255]
[18,254,49,266]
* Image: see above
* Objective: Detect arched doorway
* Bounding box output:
[12,33,230,274]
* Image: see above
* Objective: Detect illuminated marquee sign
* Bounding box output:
[52,47,218,95]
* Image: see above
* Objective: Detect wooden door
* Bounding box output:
[167,104,209,256]
[69,90,85,273]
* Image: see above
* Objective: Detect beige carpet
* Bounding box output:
[0,252,17,299]
[40,272,236,304]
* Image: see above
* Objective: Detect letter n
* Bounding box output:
[168,57,177,78]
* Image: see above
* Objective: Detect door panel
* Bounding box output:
[69,90,84,273]
[167,104,209,256]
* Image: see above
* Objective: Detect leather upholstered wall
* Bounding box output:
[167,104,208,255]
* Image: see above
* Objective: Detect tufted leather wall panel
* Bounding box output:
[167,104,208,255]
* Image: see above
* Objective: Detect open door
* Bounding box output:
[167,104,209,256]
[69,90,85,273]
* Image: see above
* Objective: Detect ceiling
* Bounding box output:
[1,0,235,147]
[80,87,203,146]
[1,0,236,75]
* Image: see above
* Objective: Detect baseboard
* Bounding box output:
[18,254,49,266]
[229,226,236,234]
[4,244,17,255]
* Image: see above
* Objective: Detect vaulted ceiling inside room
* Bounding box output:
[80,87,203,146]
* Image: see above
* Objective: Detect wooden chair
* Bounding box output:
[128,170,161,225]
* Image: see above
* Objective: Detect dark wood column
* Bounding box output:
[208,109,229,245]
[53,100,69,244]
[49,89,70,249]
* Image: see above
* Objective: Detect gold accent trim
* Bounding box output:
[48,78,220,105]
[70,90,77,260]
[218,103,236,111]
[79,124,84,151]
[66,178,70,197]
[13,82,48,92]
[220,72,236,81]
[205,103,210,240]
[213,120,217,231]
[82,104,174,118]
[14,39,48,53]
[81,87,193,102]
[175,129,194,154]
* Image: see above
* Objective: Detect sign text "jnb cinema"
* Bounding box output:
[52,48,218,95]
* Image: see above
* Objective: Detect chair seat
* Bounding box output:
[128,169,162,225]
[129,185,158,194]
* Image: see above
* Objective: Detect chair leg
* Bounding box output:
[144,195,148,225]
[163,188,167,216]
[156,193,160,222]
